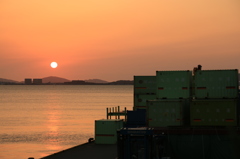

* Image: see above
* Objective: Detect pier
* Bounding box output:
[106,106,127,120]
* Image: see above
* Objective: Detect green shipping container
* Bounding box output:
[133,94,156,110]
[95,119,123,144]
[134,76,156,94]
[156,70,192,99]
[166,134,240,159]
[190,99,238,126]
[147,99,189,127]
[194,69,239,99]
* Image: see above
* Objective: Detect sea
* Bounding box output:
[0,85,133,159]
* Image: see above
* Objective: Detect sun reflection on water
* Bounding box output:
[42,94,63,156]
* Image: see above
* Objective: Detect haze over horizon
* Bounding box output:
[0,76,111,83]
[1,0,240,81]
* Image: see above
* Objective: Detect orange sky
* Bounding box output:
[1,0,240,82]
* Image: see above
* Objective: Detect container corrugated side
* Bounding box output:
[156,70,192,99]
[134,76,156,94]
[194,69,239,99]
[95,119,123,144]
[133,94,156,110]
[166,134,239,159]
[126,110,146,127]
[147,99,189,127]
[190,99,238,126]
[117,128,155,159]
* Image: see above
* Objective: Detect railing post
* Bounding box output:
[106,108,108,119]
[124,107,127,121]
[112,107,114,119]
[118,106,120,119]
[109,107,111,119]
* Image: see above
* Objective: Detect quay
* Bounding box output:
[40,141,117,159]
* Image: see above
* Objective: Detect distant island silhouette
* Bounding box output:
[0,76,133,85]
[0,78,19,84]
[42,76,71,83]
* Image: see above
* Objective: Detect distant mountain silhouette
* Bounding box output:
[42,76,71,83]
[108,80,133,85]
[42,77,108,84]
[0,78,19,83]
[84,79,109,83]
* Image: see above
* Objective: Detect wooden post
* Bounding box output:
[112,107,114,119]
[109,107,111,119]
[118,106,120,119]
[106,108,108,119]
[124,107,127,121]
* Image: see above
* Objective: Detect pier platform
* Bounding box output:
[40,141,117,159]
[106,106,127,120]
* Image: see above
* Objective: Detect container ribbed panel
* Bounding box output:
[147,99,189,127]
[194,69,239,99]
[190,99,237,126]
[156,70,192,99]
[134,76,156,94]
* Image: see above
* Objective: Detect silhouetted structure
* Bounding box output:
[64,80,89,85]
[108,80,133,85]
[25,78,32,85]
[33,79,42,84]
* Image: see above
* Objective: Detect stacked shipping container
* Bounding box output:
[156,70,192,99]
[120,68,239,158]
[147,71,192,127]
[133,76,156,110]
[194,70,238,99]
[190,99,238,126]
[147,99,189,127]
[133,68,239,127]
[191,69,239,126]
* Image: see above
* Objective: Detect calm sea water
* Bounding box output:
[0,85,133,159]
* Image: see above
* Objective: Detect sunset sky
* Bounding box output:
[1,0,240,82]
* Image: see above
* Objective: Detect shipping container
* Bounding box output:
[190,99,238,126]
[95,119,123,144]
[134,76,156,94]
[117,128,166,159]
[156,70,192,99]
[154,127,240,159]
[166,134,239,159]
[194,69,239,99]
[147,99,189,127]
[133,94,156,110]
[126,109,146,127]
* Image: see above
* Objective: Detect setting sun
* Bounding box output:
[50,62,58,68]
